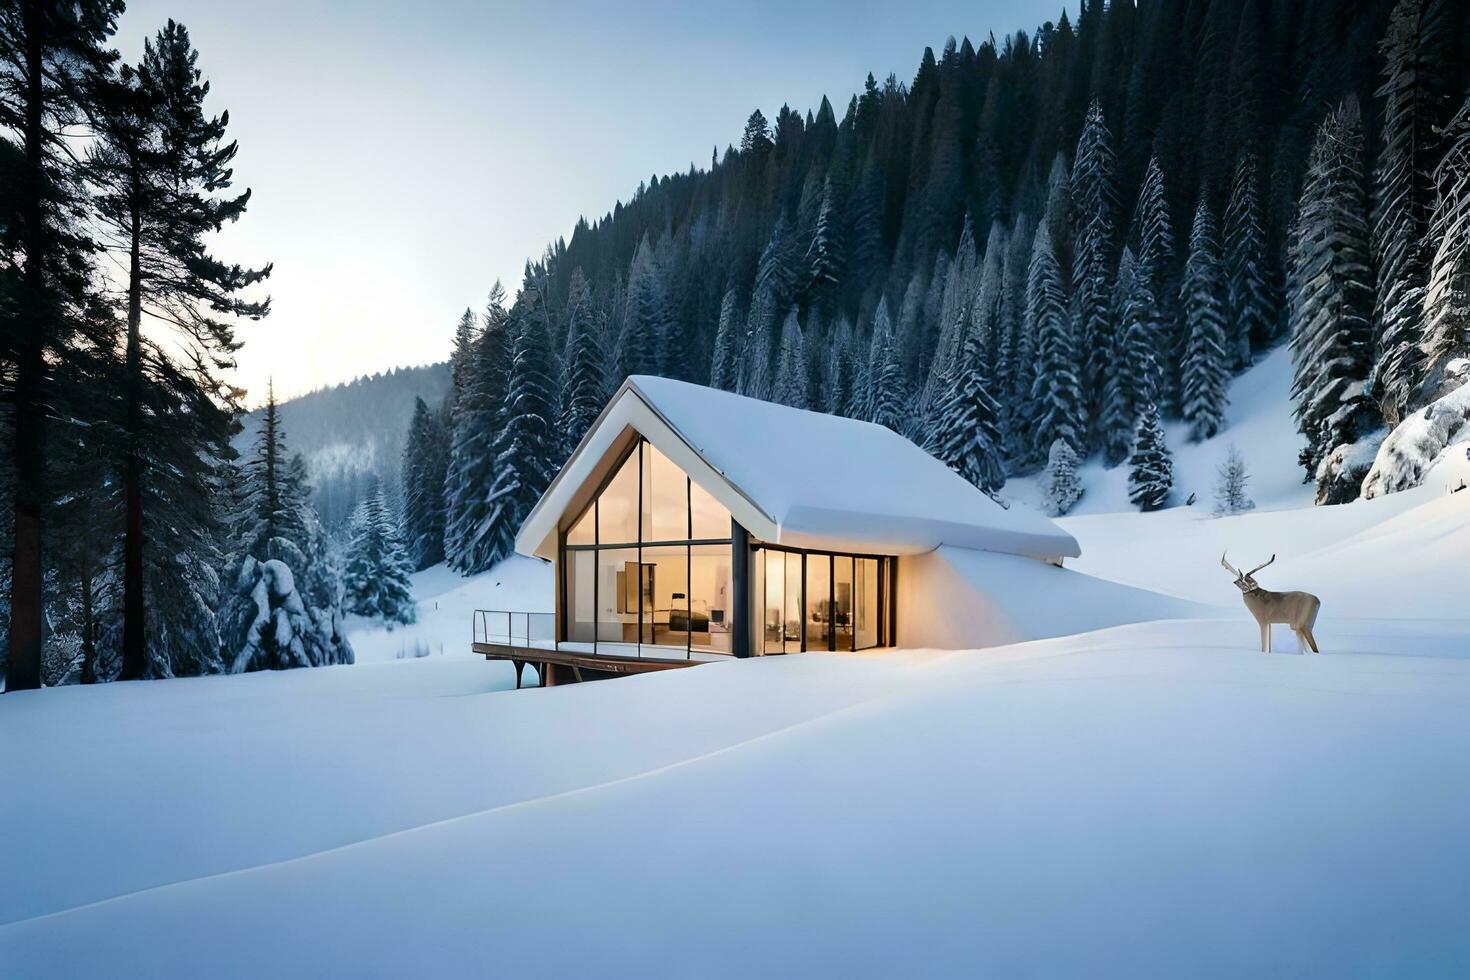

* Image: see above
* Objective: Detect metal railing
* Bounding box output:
[473,610,556,649]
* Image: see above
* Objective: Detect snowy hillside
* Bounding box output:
[7,340,1470,976]
[344,556,551,663]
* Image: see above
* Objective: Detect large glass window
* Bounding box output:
[690,543,732,653]
[565,549,595,643]
[833,556,854,651]
[562,438,733,660]
[763,549,785,655]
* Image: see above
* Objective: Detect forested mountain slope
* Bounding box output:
[236,363,450,528]
[419,0,1470,576]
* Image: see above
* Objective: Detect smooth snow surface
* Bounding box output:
[518,374,1079,561]
[4,619,1470,977]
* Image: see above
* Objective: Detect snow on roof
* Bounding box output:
[631,376,1078,558]
[517,376,1079,560]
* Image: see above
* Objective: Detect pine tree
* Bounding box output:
[90,21,269,680]
[1423,96,1470,382]
[865,300,907,430]
[343,487,417,625]
[1181,198,1230,441]
[1038,438,1084,516]
[805,176,843,312]
[1288,97,1377,486]
[772,307,810,409]
[474,302,558,571]
[1127,402,1173,511]
[1026,223,1084,456]
[446,306,479,415]
[443,288,510,572]
[1131,155,1179,413]
[1212,444,1256,516]
[826,316,859,416]
[1223,152,1272,367]
[617,235,667,380]
[708,287,741,391]
[1370,0,1455,424]
[2,0,124,691]
[401,397,448,571]
[1072,100,1121,433]
[558,268,606,456]
[928,331,1006,494]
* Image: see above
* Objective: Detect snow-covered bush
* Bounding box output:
[1361,372,1470,499]
[220,552,354,673]
[1212,445,1256,517]
[1038,439,1083,516]
[1315,429,1386,504]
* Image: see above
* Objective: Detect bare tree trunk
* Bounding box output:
[6,10,49,693]
[119,200,146,680]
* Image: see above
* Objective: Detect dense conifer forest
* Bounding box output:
[5,0,1470,688]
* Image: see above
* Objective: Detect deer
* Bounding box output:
[1221,553,1322,654]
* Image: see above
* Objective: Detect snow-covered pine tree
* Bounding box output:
[997,213,1033,456]
[443,289,510,572]
[1223,152,1272,368]
[805,176,843,314]
[865,299,907,430]
[1038,438,1084,516]
[1422,96,1470,389]
[1181,198,1230,441]
[474,301,558,571]
[708,287,742,391]
[343,487,417,625]
[220,394,353,672]
[1026,222,1084,457]
[618,234,667,381]
[826,315,859,416]
[974,219,1007,362]
[1288,96,1378,495]
[1072,100,1121,435]
[1212,444,1256,516]
[401,397,448,571]
[446,306,479,416]
[738,283,777,400]
[1127,401,1173,511]
[558,268,606,456]
[1131,155,1179,413]
[1370,0,1458,424]
[772,307,811,410]
[1043,152,1072,287]
[928,330,1006,494]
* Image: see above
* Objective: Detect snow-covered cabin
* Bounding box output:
[503,377,1080,673]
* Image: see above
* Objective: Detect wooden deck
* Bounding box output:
[471,641,703,687]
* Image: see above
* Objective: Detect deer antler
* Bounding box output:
[1246,554,1276,576]
[1221,552,1241,576]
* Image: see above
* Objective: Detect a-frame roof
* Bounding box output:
[515,376,1080,561]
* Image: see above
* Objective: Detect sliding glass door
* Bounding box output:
[755,546,891,654]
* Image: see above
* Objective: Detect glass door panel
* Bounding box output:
[763,550,785,654]
[855,557,879,650]
[565,550,595,643]
[784,551,802,653]
[805,554,831,652]
[832,556,854,651]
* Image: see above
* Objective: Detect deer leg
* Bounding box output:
[1295,629,1306,655]
[1303,627,1319,654]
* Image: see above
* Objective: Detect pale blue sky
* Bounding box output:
[115,1,1065,403]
